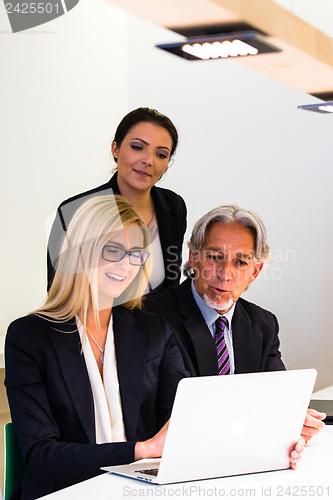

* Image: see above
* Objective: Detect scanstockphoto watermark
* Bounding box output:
[123,485,331,497]
[123,485,256,497]
[259,249,296,281]
[179,248,297,282]
[4,0,80,33]
[188,248,296,267]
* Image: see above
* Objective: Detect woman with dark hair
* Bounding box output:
[6,195,188,500]
[47,108,186,292]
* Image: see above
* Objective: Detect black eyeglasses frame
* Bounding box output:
[102,245,150,266]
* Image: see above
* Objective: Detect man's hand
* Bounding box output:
[290,437,305,470]
[301,408,326,444]
[290,408,326,470]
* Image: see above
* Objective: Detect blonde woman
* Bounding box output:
[5,195,188,500]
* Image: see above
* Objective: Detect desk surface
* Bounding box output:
[40,427,333,500]
[312,385,333,400]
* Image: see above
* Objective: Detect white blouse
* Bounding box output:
[147,216,165,291]
[76,315,126,444]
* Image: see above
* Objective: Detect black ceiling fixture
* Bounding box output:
[156,22,281,61]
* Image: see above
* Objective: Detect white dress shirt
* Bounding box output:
[191,280,236,374]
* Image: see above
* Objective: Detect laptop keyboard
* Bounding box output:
[135,468,159,477]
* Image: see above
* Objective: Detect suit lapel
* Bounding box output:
[113,307,146,441]
[50,320,96,443]
[178,280,219,376]
[232,300,262,373]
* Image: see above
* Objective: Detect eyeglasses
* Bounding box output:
[102,245,150,266]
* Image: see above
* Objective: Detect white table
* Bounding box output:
[312,386,333,400]
[40,427,333,500]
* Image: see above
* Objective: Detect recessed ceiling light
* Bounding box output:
[156,31,281,61]
[181,39,258,59]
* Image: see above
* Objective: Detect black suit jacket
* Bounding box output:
[144,278,285,377]
[47,173,187,290]
[5,307,188,500]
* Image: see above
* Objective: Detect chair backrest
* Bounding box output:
[4,423,24,500]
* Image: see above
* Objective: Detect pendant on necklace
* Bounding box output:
[100,353,104,364]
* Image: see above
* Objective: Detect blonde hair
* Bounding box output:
[35,195,151,330]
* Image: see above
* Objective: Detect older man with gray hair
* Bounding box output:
[146,204,280,377]
[145,204,325,449]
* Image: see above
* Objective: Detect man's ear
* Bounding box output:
[189,250,199,269]
[249,262,264,283]
[111,141,119,160]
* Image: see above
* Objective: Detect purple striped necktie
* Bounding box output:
[215,316,231,375]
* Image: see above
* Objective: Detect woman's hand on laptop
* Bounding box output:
[134,420,170,461]
[301,408,326,444]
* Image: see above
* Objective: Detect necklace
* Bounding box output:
[86,328,104,364]
[147,213,156,227]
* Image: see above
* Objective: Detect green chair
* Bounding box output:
[4,422,24,500]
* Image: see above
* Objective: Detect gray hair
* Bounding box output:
[183,205,270,277]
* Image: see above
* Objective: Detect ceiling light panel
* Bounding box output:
[156,31,281,60]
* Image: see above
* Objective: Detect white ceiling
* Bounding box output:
[106,0,333,96]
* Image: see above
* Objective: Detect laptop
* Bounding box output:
[103,369,317,484]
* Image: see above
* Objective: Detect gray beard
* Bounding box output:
[203,294,234,313]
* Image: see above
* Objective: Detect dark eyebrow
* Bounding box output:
[234,252,253,260]
[130,137,171,152]
[206,247,253,260]
[206,246,225,253]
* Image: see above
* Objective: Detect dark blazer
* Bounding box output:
[5,307,188,500]
[144,278,285,377]
[47,173,187,290]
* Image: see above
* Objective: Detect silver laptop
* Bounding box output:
[103,369,317,484]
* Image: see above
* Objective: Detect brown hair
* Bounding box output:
[113,107,178,161]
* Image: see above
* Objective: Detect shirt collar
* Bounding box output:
[191,279,236,328]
